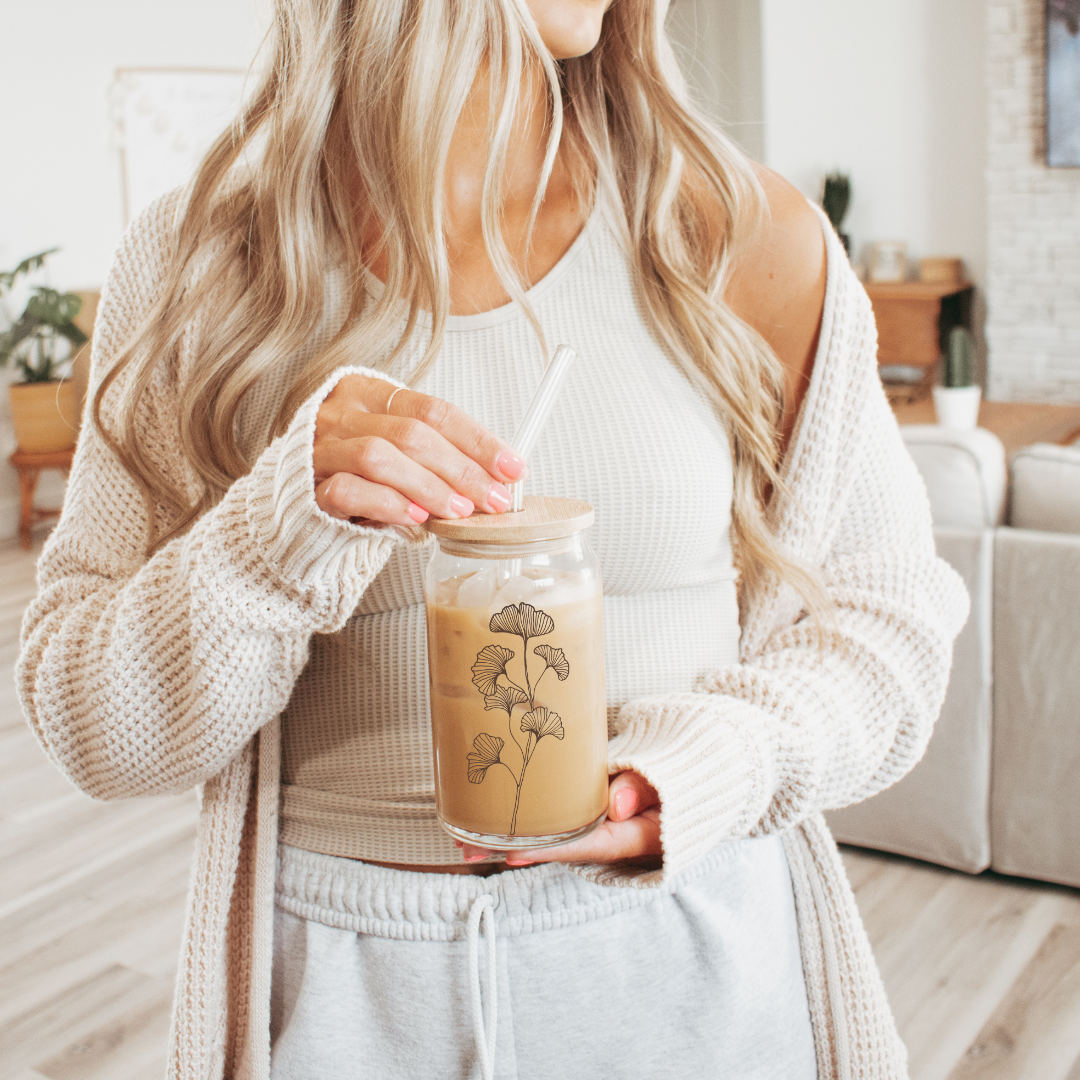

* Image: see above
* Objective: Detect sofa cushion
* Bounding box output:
[1010,442,1080,533]
[991,528,1080,887]
[900,425,1006,528]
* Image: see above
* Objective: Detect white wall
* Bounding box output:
[667,0,765,161]
[0,0,268,542]
[0,0,267,291]
[667,0,989,383]
[759,0,989,377]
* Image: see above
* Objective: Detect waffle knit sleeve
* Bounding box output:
[587,247,970,889]
[16,195,403,801]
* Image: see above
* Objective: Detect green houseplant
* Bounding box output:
[822,172,851,254]
[1,249,88,453]
[932,326,981,431]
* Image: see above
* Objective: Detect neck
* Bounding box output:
[444,60,555,236]
[359,58,587,315]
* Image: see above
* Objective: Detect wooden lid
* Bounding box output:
[424,495,593,544]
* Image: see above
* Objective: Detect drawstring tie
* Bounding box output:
[467,893,497,1080]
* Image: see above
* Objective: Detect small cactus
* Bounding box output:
[822,173,851,232]
[943,326,976,388]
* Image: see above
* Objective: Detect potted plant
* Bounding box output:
[822,172,852,254]
[932,326,981,431]
[0,249,88,453]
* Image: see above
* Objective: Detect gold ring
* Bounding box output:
[385,386,407,415]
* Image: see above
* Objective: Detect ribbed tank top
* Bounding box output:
[277,209,742,864]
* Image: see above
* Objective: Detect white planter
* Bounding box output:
[933,385,982,431]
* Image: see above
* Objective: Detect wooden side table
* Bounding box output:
[9,448,75,550]
[866,280,975,402]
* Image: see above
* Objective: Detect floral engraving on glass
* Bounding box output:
[466,602,569,833]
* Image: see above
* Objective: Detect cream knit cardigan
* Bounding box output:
[18,192,968,1080]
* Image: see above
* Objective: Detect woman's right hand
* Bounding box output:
[313,375,527,527]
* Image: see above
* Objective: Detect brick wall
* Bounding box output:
[988,0,1080,401]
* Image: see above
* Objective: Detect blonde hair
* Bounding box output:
[94,0,822,611]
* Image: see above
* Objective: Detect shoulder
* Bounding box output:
[724,165,828,442]
[92,189,187,377]
[114,188,186,286]
[726,166,826,330]
[89,189,189,423]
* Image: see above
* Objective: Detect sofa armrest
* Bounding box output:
[827,527,993,873]
[901,425,1007,528]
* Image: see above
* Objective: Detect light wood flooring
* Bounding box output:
[2,535,1079,1079]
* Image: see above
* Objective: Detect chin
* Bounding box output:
[528,0,611,60]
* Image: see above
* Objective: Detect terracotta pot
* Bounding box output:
[9,380,79,453]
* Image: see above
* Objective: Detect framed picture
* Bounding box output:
[869,240,908,284]
[112,68,247,225]
[1047,0,1080,166]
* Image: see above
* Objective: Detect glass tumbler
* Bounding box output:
[424,497,608,849]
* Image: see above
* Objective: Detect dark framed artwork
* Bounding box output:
[1047,0,1080,165]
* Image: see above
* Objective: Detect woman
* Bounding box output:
[18,1,968,1078]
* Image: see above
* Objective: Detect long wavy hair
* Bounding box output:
[94,0,822,611]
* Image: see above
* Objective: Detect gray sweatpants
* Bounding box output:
[271,839,817,1080]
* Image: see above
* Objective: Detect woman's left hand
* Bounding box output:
[459,771,661,866]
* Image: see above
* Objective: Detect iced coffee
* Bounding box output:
[424,498,607,848]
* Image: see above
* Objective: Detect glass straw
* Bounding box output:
[509,345,578,512]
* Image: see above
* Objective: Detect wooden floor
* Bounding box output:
[2,535,1080,1079]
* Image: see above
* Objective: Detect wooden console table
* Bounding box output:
[892,399,1080,454]
[9,448,75,550]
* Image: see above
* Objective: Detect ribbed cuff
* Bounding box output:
[245,366,410,591]
[575,693,771,889]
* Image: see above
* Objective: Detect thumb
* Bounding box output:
[608,770,659,822]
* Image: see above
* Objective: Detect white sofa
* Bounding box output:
[826,428,1080,888]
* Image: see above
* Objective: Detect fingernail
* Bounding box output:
[506,858,534,867]
[449,494,474,518]
[464,852,487,863]
[407,502,429,523]
[614,788,637,821]
[487,484,512,512]
[496,450,527,480]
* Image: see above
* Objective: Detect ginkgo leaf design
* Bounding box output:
[464,598,570,834]
[533,644,569,681]
[520,707,565,742]
[489,603,554,641]
[467,733,505,784]
[484,684,528,715]
[471,645,515,696]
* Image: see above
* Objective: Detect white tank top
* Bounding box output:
[278,209,744,865]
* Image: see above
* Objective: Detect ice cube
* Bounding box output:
[496,574,537,606]
[435,577,460,606]
[456,567,497,608]
[532,574,598,608]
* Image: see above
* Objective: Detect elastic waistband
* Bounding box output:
[275,839,766,941]
[278,785,464,866]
